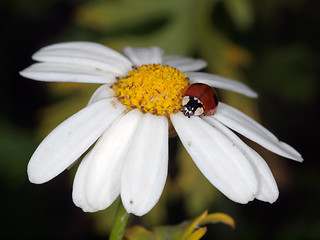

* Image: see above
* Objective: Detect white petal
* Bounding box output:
[33,42,132,75]
[250,149,279,203]
[204,116,279,203]
[39,42,130,63]
[213,102,303,162]
[186,72,258,98]
[72,150,98,212]
[20,63,118,83]
[171,112,258,204]
[121,113,168,216]
[162,55,207,72]
[88,84,116,106]
[122,47,164,66]
[28,98,126,184]
[85,109,143,211]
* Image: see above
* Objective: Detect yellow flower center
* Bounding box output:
[112,64,189,117]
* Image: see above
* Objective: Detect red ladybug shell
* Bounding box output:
[183,83,219,116]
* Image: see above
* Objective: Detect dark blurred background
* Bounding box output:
[1,0,319,239]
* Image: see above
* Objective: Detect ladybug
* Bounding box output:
[181,83,219,118]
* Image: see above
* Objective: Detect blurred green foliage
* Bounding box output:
[1,0,319,239]
[0,121,35,185]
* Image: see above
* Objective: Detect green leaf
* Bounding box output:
[125,211,235,240]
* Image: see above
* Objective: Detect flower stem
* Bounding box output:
[109,200,130,240]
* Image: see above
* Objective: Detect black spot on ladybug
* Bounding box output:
[214,94,219,105]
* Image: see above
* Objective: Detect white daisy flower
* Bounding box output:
[20,42,303,216]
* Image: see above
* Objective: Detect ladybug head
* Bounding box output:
[181,96,204,118]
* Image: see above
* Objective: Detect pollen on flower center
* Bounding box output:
[111,64,189,117]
